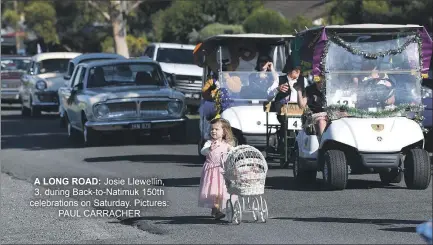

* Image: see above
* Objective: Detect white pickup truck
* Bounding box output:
[143,43,203,112]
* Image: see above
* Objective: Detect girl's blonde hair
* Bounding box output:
[210,118,236,146]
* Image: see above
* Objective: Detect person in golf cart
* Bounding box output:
[244,54,279,99]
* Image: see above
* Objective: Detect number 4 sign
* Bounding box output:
[287,118,302,130]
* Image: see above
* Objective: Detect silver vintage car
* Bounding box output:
[19,52,81,116]
[58,59,187,146]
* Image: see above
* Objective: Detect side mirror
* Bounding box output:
[72,83,83,91]
[64,74,71,80]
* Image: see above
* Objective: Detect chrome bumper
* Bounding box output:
[85,118,186,131]
[1,90,20,101]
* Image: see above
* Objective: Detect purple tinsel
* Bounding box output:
[219,88,233,111]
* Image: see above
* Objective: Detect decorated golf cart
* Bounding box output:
[193,34,296,158]
[291,24,432,190]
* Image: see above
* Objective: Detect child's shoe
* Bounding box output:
[211,208,217,217]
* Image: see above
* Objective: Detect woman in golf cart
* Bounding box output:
[357,64,396,108]
[243,54,279,99]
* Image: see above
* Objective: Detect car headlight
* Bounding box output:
[94,104,110,117]
[167,101,182,114]
[35,80,47,90]
[422,87,432,99]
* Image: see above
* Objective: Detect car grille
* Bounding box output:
[140,101,168,116]
[36,92,59,103]
[174,75,202,93]
[103,100,170,118]
[1,80,21,89]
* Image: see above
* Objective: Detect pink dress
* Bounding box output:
[198,140,231,210]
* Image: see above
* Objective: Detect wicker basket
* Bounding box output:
[223,145,268,196]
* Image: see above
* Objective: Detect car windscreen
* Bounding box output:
[87,63,166,88]
[35,59,70,74]
[156,48,194,65]
[1,58,31,71]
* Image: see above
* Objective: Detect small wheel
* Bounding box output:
[259,197,268,223]
[252,197,260,221]
[233,200,242,225]
[226,199,234,223]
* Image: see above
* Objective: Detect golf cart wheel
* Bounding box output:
[379,169,402,184]
[404,148,431,190]
[323,150,348,190]
[293,145,317,184]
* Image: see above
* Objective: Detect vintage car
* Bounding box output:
[1,55,31,104]
[63,53,125,81]
[59,53,126,127]
[58,59,187,146]
[19,52,81,116]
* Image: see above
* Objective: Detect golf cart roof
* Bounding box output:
[297,24,426,35]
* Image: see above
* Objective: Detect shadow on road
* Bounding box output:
[271,216,424,228]
[379,226,417,233]
[1,110,201,150]
[117,215,228,226]
[265,176,407,191]
[84,154,201,164]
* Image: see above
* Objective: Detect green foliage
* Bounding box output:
[327,0,433,32]
[243,8,288,34]
[2,9,20,26]
[189,23,244,43]
[152,0,263,43]
[101,34,148,57]
[126,35,149,57]
[287,15,315,33]
[23,2,59,44]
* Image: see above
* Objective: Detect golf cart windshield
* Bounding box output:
[220,71,277,104]
[325,33,423,112]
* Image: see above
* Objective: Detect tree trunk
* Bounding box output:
[111,13,129,58]
[14,0,21,53]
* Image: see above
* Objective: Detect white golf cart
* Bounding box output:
[292,24,432,190]
[193,34,297,159]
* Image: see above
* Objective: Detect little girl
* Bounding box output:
[198,118,235,220]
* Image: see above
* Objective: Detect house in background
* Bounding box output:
[264,0,330,27]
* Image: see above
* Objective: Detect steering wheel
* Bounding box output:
[363,77,395,105]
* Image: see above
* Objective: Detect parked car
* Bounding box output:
[59,53,125,127]
[19,52,81,116]
[142,43,203,112]
[1,55,31,104]
[58,58,187,146]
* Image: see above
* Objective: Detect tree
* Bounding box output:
[87,0,145,58]
[23,1,59,44]
[243,8,289,34]
[287,15,315,34]
[152,0,262,43]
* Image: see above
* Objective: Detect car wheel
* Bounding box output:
[404,148,431,190]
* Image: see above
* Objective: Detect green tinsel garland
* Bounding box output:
[327,32,421,60]
[326,103,425,123]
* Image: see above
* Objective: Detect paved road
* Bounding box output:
[1,105,432,244]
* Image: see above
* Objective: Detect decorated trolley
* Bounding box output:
[290,24,432,190]
[223,145,268,224]
[193,34,301,167]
